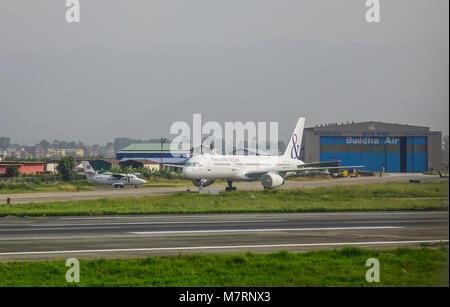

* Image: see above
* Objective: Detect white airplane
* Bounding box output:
[167,118,363,191]
[81,161,147,188]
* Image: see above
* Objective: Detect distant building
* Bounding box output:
[46,148,85,158]
[87,151,100,158]
[45,148,60,158]
[104,148,115,158]
[25,146,43,159]
[0,161,45,175]
[6,147,24,159]
[302,121,442,172]
[116,143,190,165]
[63,148,85,157]
[45,161,58,174]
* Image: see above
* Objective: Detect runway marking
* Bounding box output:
[128,226,403,235]
[0,227,120,232]
[58,211,449,220]
[344,219,449,224]
[0,240,447,256]
[29,220,285,227]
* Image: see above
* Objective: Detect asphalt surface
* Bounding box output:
[0,211,447,261]
[0,173,444,204]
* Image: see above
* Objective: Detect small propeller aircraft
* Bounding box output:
[81,161,147,188]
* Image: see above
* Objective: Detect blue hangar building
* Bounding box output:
[301,121,442,173]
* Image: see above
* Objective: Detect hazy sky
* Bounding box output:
[0,0,448,145]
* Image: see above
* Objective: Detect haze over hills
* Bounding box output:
[1,39,448,146]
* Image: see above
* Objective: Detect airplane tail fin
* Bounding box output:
[81,161,96,175]
[283,117,305,160]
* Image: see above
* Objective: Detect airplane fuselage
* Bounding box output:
[183,154,305,181]
[86,173,146,186]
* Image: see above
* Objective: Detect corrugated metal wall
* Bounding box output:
[89,160,112,171]
[319,136,427,172]
[406,136,428,172]
[116,153,173,160]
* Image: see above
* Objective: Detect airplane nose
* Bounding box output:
[183,167,191,178]
[139,179,147,184]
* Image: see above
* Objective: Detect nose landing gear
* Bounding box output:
[225,180,237,192]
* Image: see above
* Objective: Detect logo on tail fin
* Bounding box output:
[283,117,305,160]
[81,161,96,174]
[290,134,301,159]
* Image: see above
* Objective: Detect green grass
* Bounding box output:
[424,170,449,176]
[0,247,447,286]
[0,176,332,192]
[0,182,93,194]
[0,178,204,192]
[0,176,334,193]
[0,182,447,217]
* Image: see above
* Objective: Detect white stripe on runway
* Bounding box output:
[0,227,120,232]
[129,226,403,235]
[0,240,447,256]
[29,220,285,227]
[344,219,448,224]
[58,211,449,220]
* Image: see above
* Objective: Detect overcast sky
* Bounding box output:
[0,0,448,145]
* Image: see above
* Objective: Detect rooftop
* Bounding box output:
[306,121,432,133]
[119,159,160,164]
[118,143,191,153]
[0,161,46,165]
[119,157,188,164]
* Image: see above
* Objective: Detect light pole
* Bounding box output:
[160,137,167,171]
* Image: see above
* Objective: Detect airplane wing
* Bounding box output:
[111,174,126,178]
[294,165,365,171]
[298,161,341,168]
[245,165,364,178]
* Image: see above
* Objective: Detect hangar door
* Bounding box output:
[400,137,407,173]
[319,136,427,173]
[406,136,428,172]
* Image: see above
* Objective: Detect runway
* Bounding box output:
[0,211,447,261]
[0,173,443,204]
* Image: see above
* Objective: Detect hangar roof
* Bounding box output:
[119,159,160,165]
[117,143,191,153]
[119,157,188,164]
[305,121,431,133]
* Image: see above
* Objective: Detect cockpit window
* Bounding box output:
[185,162,200,167]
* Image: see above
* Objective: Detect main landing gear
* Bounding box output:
[225,180,237,192]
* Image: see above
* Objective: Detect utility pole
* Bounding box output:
[160,137,167,171]
[160,137,163,170]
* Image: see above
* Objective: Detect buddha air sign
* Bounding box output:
[346,137,400,145]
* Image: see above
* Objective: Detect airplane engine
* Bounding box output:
[261,173,285,189]
[192,179,216,188]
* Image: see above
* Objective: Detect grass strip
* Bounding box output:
[0,182,448,217]
[0,182,93,194]
[0,246,447,287]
